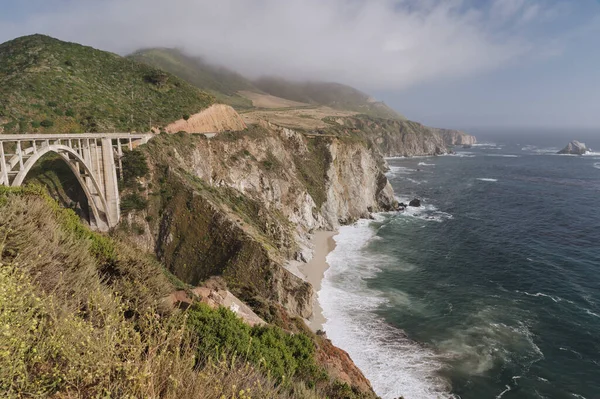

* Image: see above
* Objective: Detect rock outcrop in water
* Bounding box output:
[409,199,421,207]
[558,140,590,155]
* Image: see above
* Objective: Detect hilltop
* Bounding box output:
[253,77,405,120]
[0,35,214,133]
[130,48,405,120]
[129,48,256,109]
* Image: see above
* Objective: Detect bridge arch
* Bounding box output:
[14,145,111,229]
[0,133,152,231]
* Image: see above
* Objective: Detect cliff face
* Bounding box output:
[116,111,475,399]
[434,128,477,146]
[329,115,476,156]
[122,123,396,320]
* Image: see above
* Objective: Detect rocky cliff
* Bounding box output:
[327,115,475,157]
[117,110,476,398]
[434,128,477,146]
[121,122,397,320]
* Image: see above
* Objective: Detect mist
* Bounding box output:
[1,0,599,128]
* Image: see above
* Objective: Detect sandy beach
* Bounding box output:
[299,231,338,331]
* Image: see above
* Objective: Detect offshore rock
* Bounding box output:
[558,140,589,155]
[409,198,421,207]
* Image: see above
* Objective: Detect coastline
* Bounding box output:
[299,230,338,332]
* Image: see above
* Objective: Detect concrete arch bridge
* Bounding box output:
[0,133,152,231]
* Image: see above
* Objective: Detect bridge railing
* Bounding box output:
[0,133,153,141]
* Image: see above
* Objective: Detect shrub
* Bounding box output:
[0,187,325,399]
[131,222,145,235]
[187,304,321,384]
[183,114,190,121]
[3,121,17,131]
[31,121,41,128]
[121,149,149,187]
[144,70,169,87]
[65,109,76,117]
[121,192,148,213]
[40,119,54,128]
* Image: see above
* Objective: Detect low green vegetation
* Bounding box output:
[130,47,405,119]
[120,148,150,187]
[188,304,322,385]
[121,192,149,213]
[0,35,215,134]
[0,187,373,398]
[130,48,255,109]
[293,138,332,210]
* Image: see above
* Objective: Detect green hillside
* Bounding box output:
[129,48,255,109]
[0,35,214,134]
[254,77,405,120]
[130,48,405,119]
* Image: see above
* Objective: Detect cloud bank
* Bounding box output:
[0,0,584,90]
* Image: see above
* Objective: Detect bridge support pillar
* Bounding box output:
[101,138,120,227]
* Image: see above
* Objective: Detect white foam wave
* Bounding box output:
[585,309,600,318]
[486,154,520,158]
[320,220,451,399]
[559,347,583,359]
[472,142,498,148]
[453,151,476,158]
[477,178,498,182]
[582,151,600,157]
[521,145,559,154]
[593,162,600,170]
[385,165,414,177]
[395,197,453,222]
[418,162,436,166]
[437,311,543,378]
[496,385,512,398]
[405,178,424,185]
[516,291,575,304]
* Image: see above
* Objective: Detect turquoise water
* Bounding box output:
[320,132,600,398]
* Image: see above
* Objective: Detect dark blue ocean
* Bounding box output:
[320,131,600,399]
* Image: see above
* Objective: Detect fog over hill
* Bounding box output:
[2,0,598,128]
[131,48,405,119]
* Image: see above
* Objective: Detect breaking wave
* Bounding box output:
[477,178,498,182]
[321,220,453,399]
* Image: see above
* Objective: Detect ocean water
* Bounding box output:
[320,131,600,399]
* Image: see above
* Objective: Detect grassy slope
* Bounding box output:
[0,35,214,133]
[130,48,405,120]
[0,186,375,399]
[130,48,255,109]
[254,77,405,120]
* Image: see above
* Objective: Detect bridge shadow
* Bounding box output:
[23,153,91,224]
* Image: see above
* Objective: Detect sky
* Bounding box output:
[0,0,599,130]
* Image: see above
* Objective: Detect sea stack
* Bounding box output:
[558,140,589,155]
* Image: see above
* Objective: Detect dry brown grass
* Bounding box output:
[241,106,356,130]
[238,91,311,109]
[0,189,326,399]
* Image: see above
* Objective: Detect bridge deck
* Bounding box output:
[0,133,153,141]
